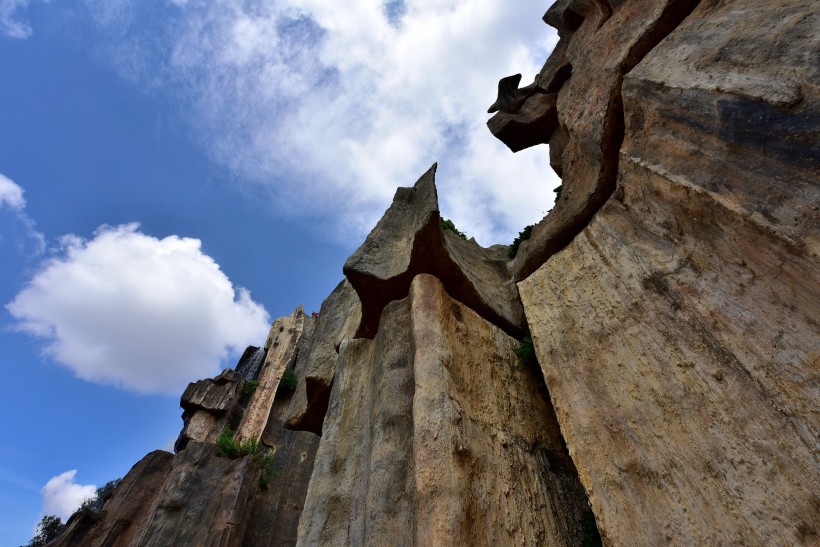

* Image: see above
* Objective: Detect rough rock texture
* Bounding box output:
[298,274,594,546]
[343,163,526,339]
[175,368,243,450]
[48,2,819,545]
[501,0,819,545]
[54,451,173,547]
[236,307,306,442]
[284,279,361,435]
[491,0,702,281]
[54,315,321,547]
[242,316,321,547]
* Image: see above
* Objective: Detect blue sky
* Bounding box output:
[0,1,558,543]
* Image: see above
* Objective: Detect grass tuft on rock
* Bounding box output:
[509,225,534,259]
[280,369,298,392]
[440,217,467,240]
[516,337,538,368]
[215,427,280,489]
[242,380,259,396]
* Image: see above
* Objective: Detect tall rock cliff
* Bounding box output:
[52,1,817,545]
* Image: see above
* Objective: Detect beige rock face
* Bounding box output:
[236,307,306,442]
[53,451,173,547]
[512,1,820,544]
[298,274,594,546]
[343,164,526,339]
[176,368,243,450]
[284,279,361,435]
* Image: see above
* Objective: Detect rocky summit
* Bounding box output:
[50,1,818,545]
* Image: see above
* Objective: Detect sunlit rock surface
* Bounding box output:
[298,274,595,546]
[49,0,818,545]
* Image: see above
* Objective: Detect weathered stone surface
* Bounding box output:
[284,279,361,435]
[236,307,306,442]
[298,274,595,545]
[622,0,820,252]
[343,163,525,338]
[176,368,243,451]
[53,451,173,547]
[493,0,701,280]
[520,179,819,543]
[133,442,258,546]
[181,368,242,414]
[54,444,260,546]
[498,3,819,541]
[243,315,320,546]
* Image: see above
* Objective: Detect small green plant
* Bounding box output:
[508,224,534,259]
[553,184,563,203]
[242,379,259,396]
[440,217,467,240]
[215,428,280,489]
[257,450,281,489]
[280,368,298,392]
[216,427,241,458]
[516,337,537,368]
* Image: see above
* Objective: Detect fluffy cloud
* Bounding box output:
[73,0,560,244]
[41,470,96,521]
[7,223,270,394]
[0,0,32,38]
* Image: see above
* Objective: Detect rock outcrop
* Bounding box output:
[298,274,595,546]
[283,279,361,435]
[50,1,818,545]
[494,0,819,544]
[54,307,322,547]
[343,163,526,339]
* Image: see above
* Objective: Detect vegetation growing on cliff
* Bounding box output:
[215,428,279,489]
[280,369,298,392]
[242,380,259,396]
[553,184,563,202]
[509,225,534,259]
[440,217,467,240]
[23,515,64,547]
[516,337,537,367]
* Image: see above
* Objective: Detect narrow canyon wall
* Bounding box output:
[51,1,817,545]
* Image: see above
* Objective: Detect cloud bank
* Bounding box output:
[7,223,270,394]
[47,0,559,244]
[41,470,96,521]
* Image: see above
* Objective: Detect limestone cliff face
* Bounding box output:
[52,1,817,545]
[492,0,819,544]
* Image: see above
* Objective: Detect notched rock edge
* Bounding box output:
[490,0,702,281]
[343,163,527,340]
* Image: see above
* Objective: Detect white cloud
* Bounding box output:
[0,0,32,38]
[73,0,559,245]
[7,223,270,394]
[0,172,25,209]
[0,172,45,254]
[41,470,96,521]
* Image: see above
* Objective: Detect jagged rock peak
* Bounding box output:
[343,163,526,339]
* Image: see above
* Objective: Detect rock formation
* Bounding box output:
[51,0,818,545]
